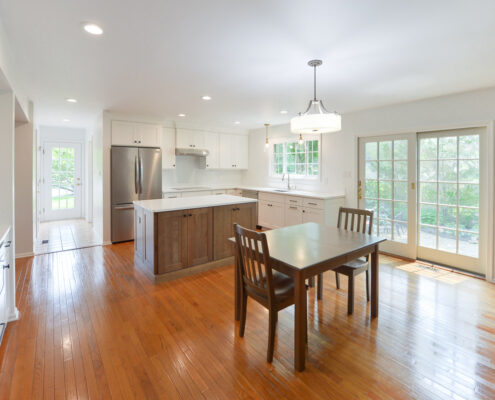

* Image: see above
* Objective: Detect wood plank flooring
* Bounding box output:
[1,242,495,399]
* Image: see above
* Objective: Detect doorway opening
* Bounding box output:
[35,127,98,255]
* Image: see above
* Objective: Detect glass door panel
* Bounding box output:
[359,133,416,258]
[43,142,82,221]
[417,132,481,272]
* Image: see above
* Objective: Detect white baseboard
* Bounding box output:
[16,252,34,259]
[8,307,20,322]
[102,241,112,246]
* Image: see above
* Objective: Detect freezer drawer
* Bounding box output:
[112,204,135,243]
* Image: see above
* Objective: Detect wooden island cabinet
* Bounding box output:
[134,195,257,282]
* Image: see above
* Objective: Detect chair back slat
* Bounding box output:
[337,207,374,234]
[234,224,275,302]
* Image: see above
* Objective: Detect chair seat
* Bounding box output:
[335,257,369,273]
[247,270,295,303]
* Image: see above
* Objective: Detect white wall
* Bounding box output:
[162,155,243,188]
[14,103,34,257]
[92,113,104,243]
[246,86,495,281]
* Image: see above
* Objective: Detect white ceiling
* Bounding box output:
[1,0,495,130]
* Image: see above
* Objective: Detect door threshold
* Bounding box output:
[415,258,485,280]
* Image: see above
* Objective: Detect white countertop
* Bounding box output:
[134,194,257,213]
[162,185,344,200]
[0,225,11,246]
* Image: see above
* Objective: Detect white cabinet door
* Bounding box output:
[258,200,284,228]
[176,129,204,148]
[136,123,161,147]
[285,204,303,226]
[233,135,248,169]
[302,207,324,223]
[163,192,181,199]
[161,127,176,169]
[112,121,136,145]
[219,134,234,169]
[204,132,219,169]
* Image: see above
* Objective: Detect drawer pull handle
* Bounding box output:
[308,202,317,206]
[290,200,297,202]
[289,206,298,210]
[3,264,9,269]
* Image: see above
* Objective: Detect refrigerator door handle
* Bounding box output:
[134,156,139,194]
[114,205,134,210]
[139,155,144,194]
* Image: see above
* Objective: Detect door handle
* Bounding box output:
[114,205,134,210]
[139,156,144,194]
[134,156,139,194]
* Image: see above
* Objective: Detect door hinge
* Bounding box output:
[411,182,415,190]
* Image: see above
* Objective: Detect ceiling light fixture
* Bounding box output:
[264,123,270,149]
[83,23,104,35]
[66,98,77,103]
[280,110,288,114]
[178,113,186,117]
[234,121,240,125]
[291,59,341,134]
[202,95,211,101]
[62,118,70,122]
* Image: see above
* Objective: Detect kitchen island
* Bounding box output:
[133,194,257,282]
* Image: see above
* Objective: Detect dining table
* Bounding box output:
[230,222,386,371]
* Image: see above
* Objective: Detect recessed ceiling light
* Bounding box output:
[280,110,288,114]
[62,118,70,122]
[202,95,212,101]
[178,113,186,117]
[234,121,240,125]
[66,98,77,103]
[83,23,103,35]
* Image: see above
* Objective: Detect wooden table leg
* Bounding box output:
[371,245,379,318]
[234,253,240,321]
[294,270,307,371]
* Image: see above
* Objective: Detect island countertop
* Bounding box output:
[133,194,257,213]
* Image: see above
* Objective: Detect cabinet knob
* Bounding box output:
[183,214,187,217]
[173,164,175,167]
[189,213,192,217]
[303,210,306,213]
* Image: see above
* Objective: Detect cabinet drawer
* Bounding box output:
[302,197,324,209]
[163,192,182,199]
[285,195,302,206]
[285,204,303,226]
[259,191,285,204]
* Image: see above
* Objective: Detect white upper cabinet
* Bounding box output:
[112,121,161,147]
[161,127,176,169]
[204,132,219,169]
[176,129,205,149]
[219,134,248,169]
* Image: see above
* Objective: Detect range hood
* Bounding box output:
[175,147,209,157]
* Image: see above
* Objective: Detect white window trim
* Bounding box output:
[268,135,321,180]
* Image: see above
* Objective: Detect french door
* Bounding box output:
[417,129,482,273]
[359,133,417,259]
[42,142,83,221]
[359,128,483,274]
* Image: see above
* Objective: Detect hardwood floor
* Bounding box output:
[1,243,495,399]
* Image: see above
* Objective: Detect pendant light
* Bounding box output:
[291,59,341,134]
[264,123,270,148]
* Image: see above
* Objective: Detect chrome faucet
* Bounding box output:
[282,173,291,190]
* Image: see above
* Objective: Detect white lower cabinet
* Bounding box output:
[258,191,344,229]
[258,200,285,229]
[301,207,325,223]
[181,190,212,197]
[285,204,303,226]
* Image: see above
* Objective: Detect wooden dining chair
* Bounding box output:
[316,207,374,315]
[234,223,306,363]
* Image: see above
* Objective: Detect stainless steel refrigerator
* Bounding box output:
[111,146,162,243]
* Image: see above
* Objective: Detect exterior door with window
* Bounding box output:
[359,134,417,259]
[43,142,83,221]
[417,129,482,273]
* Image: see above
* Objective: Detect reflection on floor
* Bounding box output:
[3,247,494,399]
[34,218,101,254]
